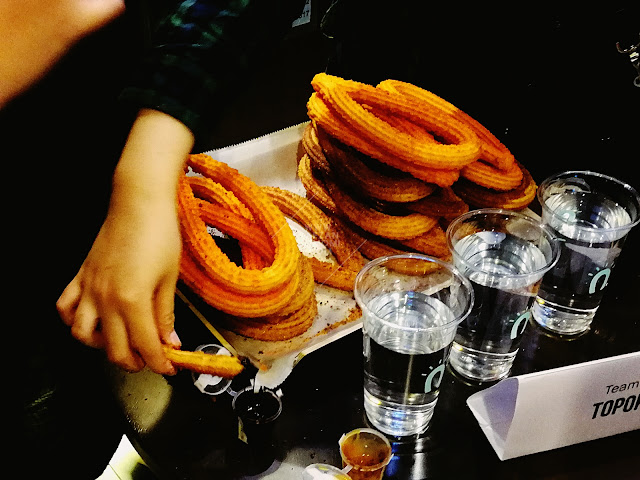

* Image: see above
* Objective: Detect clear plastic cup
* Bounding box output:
[446,209,559,382]
[354,254,473,436]
[532,171,640,335]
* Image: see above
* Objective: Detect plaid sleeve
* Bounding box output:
[120,0,305,135]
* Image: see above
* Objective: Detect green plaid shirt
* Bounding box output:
[120,0,305,135]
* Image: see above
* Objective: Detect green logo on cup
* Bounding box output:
[425,364,445,393]
[510,311,531,340]
[589,268,611,294]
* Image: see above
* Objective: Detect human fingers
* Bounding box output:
[122,299,176,375]
[155,279,181,348]
[57,275,83,327]
[99,309,145,372]
[69,296,105,349]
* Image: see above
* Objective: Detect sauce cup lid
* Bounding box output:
[302,463,351,479]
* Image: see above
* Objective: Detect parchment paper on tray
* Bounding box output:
[185,123,363,388]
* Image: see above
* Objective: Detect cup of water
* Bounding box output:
[354,254,474,437]
[532,171,640,335]
[446,209,559,382]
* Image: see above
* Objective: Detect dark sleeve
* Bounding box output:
[119,0,306,135]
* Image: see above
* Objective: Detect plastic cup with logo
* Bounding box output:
[446,209,559,382]
[354,254,473,436]
[338,428,392,480]
[532,171,640,335]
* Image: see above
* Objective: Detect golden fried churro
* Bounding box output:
[263,187,364,267]
[337,214,450,261]
[162,345,243,377]
[461,160,524,191]
[316,126,436,203]
[306,257,361,291]
[338,219,410,260]
[297,153,338,213]
[197,201,273,261]
[312,73,480,169]
[301,122,331,174]
[263,186,365,291]
[399,225,451,259]
[178,248,301,317]
[198,199,314,314]
[324,177,439,240]
[307,91,461,187]
[453,164,537,210]
[181,154,300,295]
[405,187,469,221]
[220,293,318,341]
[188,175,271,270]
[270,253,316,316]
[188,175,254,220]
[377,79,516,171]
[382,256,445,276]
[177,154,318,341]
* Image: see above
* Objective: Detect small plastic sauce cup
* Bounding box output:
[190,344,233,395]
[302,463,351,479]
[338,428,392,480]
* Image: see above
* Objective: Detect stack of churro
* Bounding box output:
[175,74,538,342]
[300,73,536,264]
[178,153,318,341]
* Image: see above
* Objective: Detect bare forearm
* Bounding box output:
[0,0,124,108]
[57,108,194,374]
[112,108,195,211]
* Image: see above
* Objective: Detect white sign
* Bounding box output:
[467,351,640,460]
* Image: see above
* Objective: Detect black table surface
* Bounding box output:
[108,222,640,480]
